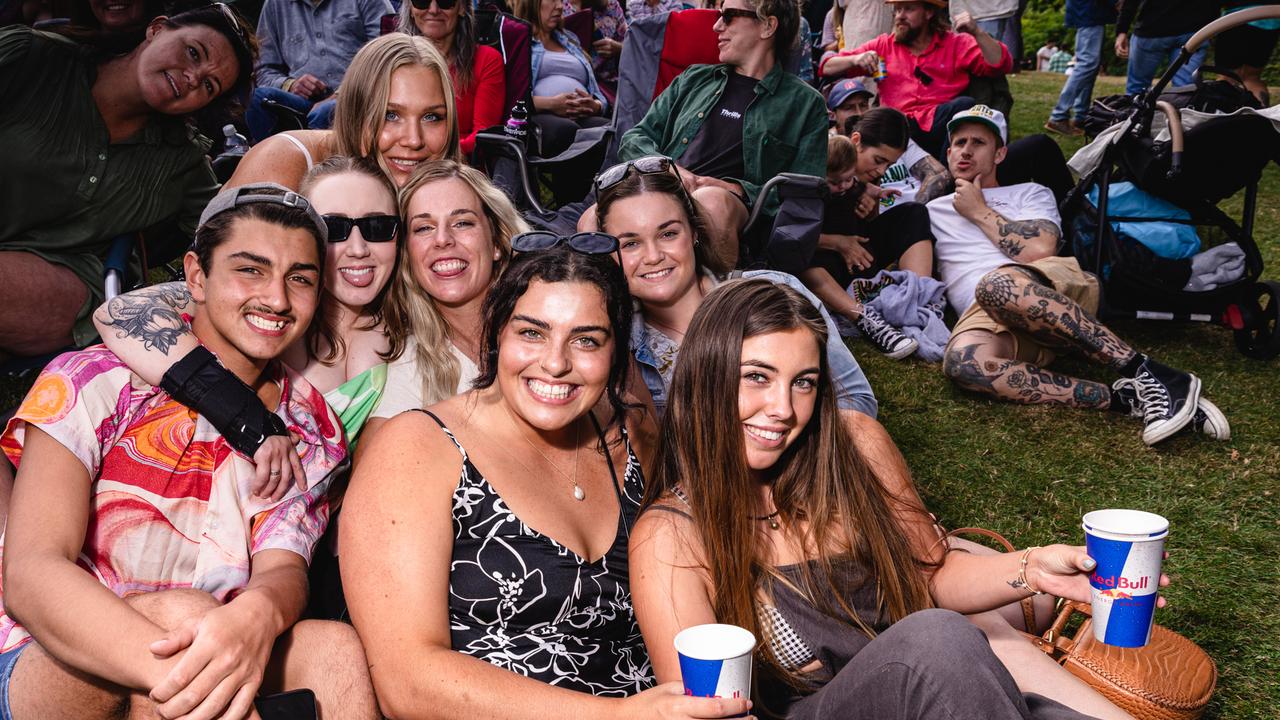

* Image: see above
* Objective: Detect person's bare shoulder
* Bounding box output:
[225,130,335,190]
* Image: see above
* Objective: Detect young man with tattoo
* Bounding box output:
[0,185,380,719]
[928,106,1229,446]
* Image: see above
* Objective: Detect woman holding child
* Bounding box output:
[629,278,1157,719]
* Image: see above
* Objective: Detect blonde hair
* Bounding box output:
[827,134,856,175]
[511,0,552,37]
[384,160,529,403]
[332,33,462,177]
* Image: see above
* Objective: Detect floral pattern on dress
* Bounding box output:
[424,410,654,697]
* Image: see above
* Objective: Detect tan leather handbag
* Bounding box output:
[946,527,1217,720]
[1026,600,1217,720]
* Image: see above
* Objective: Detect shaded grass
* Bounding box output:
[861,72,1279,717]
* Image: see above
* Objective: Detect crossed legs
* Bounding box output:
[7,590,378,720]
[943,266,1133,407]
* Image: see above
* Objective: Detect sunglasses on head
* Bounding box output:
[716,7,758,24]
[323,215,400,243]
[410,0,459,10]
[511,231,619,256]
[593,156,679,193]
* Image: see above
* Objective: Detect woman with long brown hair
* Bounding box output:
[629,279,1157,719]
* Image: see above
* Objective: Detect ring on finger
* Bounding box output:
[269,469,282,477]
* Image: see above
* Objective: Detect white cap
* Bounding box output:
[946,104,1008,146]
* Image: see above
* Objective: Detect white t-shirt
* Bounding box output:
[928,182,1061,314]
[878,139,931,208]
[370,337,479,419]
[1036,46,1055,71]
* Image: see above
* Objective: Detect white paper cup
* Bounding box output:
[674,624,755,704]
[1082,509,1168,648]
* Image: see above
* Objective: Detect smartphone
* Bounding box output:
[254,689,318,720]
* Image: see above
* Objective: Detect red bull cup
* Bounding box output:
[1083,509,1168,648]
[675,624,755,715]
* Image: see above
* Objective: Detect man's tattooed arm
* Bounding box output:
[976,211,1062,262]
[910,154,952,204]
[92,282,194,355]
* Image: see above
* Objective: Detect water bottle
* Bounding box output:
[222,124,249,155]
[504,100,530,146]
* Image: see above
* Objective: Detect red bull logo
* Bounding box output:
[1096,589,1134,599]
[1090,572,1150,591]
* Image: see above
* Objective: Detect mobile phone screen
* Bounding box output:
[254,689,318,720]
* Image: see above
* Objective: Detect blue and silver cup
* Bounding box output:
[1083,509,1169,648]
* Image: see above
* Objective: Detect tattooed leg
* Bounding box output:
[974,268,1137,371]
[943,332,1112,409]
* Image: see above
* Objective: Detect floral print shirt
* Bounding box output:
[563,0,627,84]
[0,346,344,652]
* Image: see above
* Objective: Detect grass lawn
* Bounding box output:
[861,71,1279,718]
[0,71,1276,717]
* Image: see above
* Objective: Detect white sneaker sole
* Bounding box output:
[1143,374,1202,446]
[1196,397,1230,441]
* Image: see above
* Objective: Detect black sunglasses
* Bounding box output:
[716,7,758,24]
[410,0,458,10]
[511,231,619,255]
[594,156,678,192]
[913,66,934,86]
[323,215,400,243]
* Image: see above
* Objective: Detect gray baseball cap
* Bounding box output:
[197,182,328,242]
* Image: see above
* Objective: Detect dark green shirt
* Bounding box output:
[618,62,828,214]
[0,26,218,343]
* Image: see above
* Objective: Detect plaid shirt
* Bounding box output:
[1048,49,1072,73]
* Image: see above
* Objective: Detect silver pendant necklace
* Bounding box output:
[505,405,585,501]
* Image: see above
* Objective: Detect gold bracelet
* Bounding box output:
[1019,546,1045,596]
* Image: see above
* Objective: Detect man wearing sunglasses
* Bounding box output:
[819,0,1012,160]
[614,0,827,266]
[249,0,386,141]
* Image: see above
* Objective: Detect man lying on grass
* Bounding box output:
[0,185,378,719]
[928,106,1229,446]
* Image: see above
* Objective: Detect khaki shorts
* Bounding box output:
[946,256,1101,368]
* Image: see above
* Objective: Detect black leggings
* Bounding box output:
[786,610,1092,720]
[811,202,935,288]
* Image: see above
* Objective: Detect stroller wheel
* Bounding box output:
[1233,280,1280,360]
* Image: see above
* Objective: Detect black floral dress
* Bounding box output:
[419,410,654,696]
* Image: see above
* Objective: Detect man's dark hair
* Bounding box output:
[192,188,326,287]
[474,246,634,431]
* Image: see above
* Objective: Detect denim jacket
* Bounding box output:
[630,269,879,418]
[531,30,610,111]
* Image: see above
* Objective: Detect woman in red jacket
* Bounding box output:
[401,0,507,157]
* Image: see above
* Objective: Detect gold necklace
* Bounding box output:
[503,404,585,501]
[647,316,687,341]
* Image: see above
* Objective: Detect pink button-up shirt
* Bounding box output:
[820,30,1011,131]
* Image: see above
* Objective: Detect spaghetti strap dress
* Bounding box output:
[418,409,655,696]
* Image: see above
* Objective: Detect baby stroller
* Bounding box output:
[1063,6,1280,360]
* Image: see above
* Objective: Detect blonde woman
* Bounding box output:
[362,159,529,439]
[227,32,462,191]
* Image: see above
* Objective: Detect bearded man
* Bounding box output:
[819,0,1011,158]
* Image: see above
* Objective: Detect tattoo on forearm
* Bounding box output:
[992,215,1061,258]
[911,157,952,204]
[99,284,193,355]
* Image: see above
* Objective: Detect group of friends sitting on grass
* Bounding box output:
[0,0,1226,717]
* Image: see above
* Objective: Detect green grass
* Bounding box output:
[862,71,1279,718]
[2,72,1277,717]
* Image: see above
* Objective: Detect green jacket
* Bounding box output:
[619,62,828,214]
